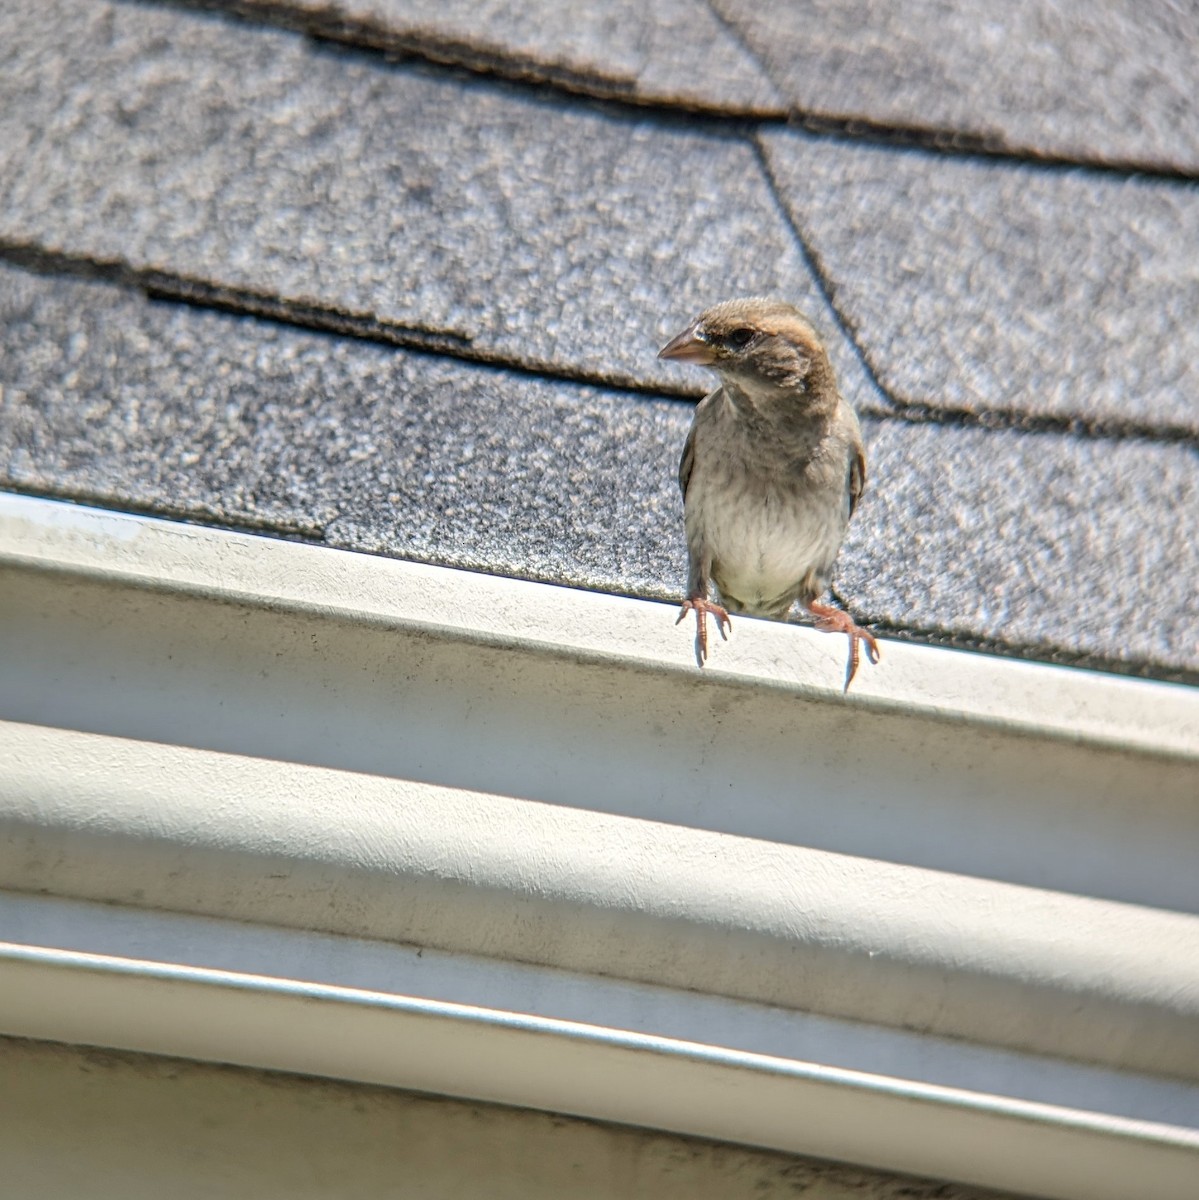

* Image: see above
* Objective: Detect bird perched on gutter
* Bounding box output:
[659,297,879,686]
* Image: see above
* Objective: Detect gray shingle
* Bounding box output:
[0,0,879,410]
[761,129,1199,436]
[845,420,1199,678]
[0,263,690,594]
[713,0,1199,173]
[4,263,1195,679]
[212,0,783,114]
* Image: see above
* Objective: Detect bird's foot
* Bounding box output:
[808,602,880,690]
[676,597,731,665]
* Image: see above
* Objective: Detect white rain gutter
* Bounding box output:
[0,492,1197,1199]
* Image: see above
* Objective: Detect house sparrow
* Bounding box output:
[659,298,879,686]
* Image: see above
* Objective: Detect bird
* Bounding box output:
[658,297,879,686]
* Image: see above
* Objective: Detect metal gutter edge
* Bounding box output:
[2,941,1197,1200]
[0,492,1195,759]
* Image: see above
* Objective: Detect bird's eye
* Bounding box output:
[727,328,756,349]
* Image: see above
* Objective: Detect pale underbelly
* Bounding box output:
[694,493,846,615]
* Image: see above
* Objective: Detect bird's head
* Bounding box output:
[658,298,832,401]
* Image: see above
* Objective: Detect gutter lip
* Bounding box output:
[0,491,1196,763]
[1,939,1193,1147]
[2,940,1197,1200]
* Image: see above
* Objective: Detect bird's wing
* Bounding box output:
[678,419,697,500]
[848,442,866,519]
[679,388,722,499]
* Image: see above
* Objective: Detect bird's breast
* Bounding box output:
[684,401,852,615]
[687,471,848,615]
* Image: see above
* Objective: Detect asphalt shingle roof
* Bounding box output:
[0,263,688,590]
[715,0,1199,172]
[0,1,882,402]
[2,0,1196,683]
[219,0,786,114]
[761,131,1199,435]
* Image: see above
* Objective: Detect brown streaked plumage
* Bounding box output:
[658,297,879,685]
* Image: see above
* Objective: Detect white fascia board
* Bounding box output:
[3,889,1194,1132]
[1,492,1199,1198]
[2,717,1198,1083]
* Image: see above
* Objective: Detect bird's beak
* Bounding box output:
[658,322,717,365]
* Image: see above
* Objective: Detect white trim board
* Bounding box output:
[1,492,1198,1199]
[2,889,1192,1131]
[1,718,1196,1079]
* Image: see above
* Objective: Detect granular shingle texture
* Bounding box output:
[845,421,1199,675]
[216,0,784,113]
[0,0,872,405]
[1,0,1196,684]
[713,0,1199,172]
[760,130,1199,435]
[0,266,690,592]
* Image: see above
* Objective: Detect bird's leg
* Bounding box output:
[808,601,879,690]
[679,546,730,665]
[677,596,731,665]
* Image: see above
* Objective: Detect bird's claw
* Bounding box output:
[808,602,880,691]
[677,598,731,665]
